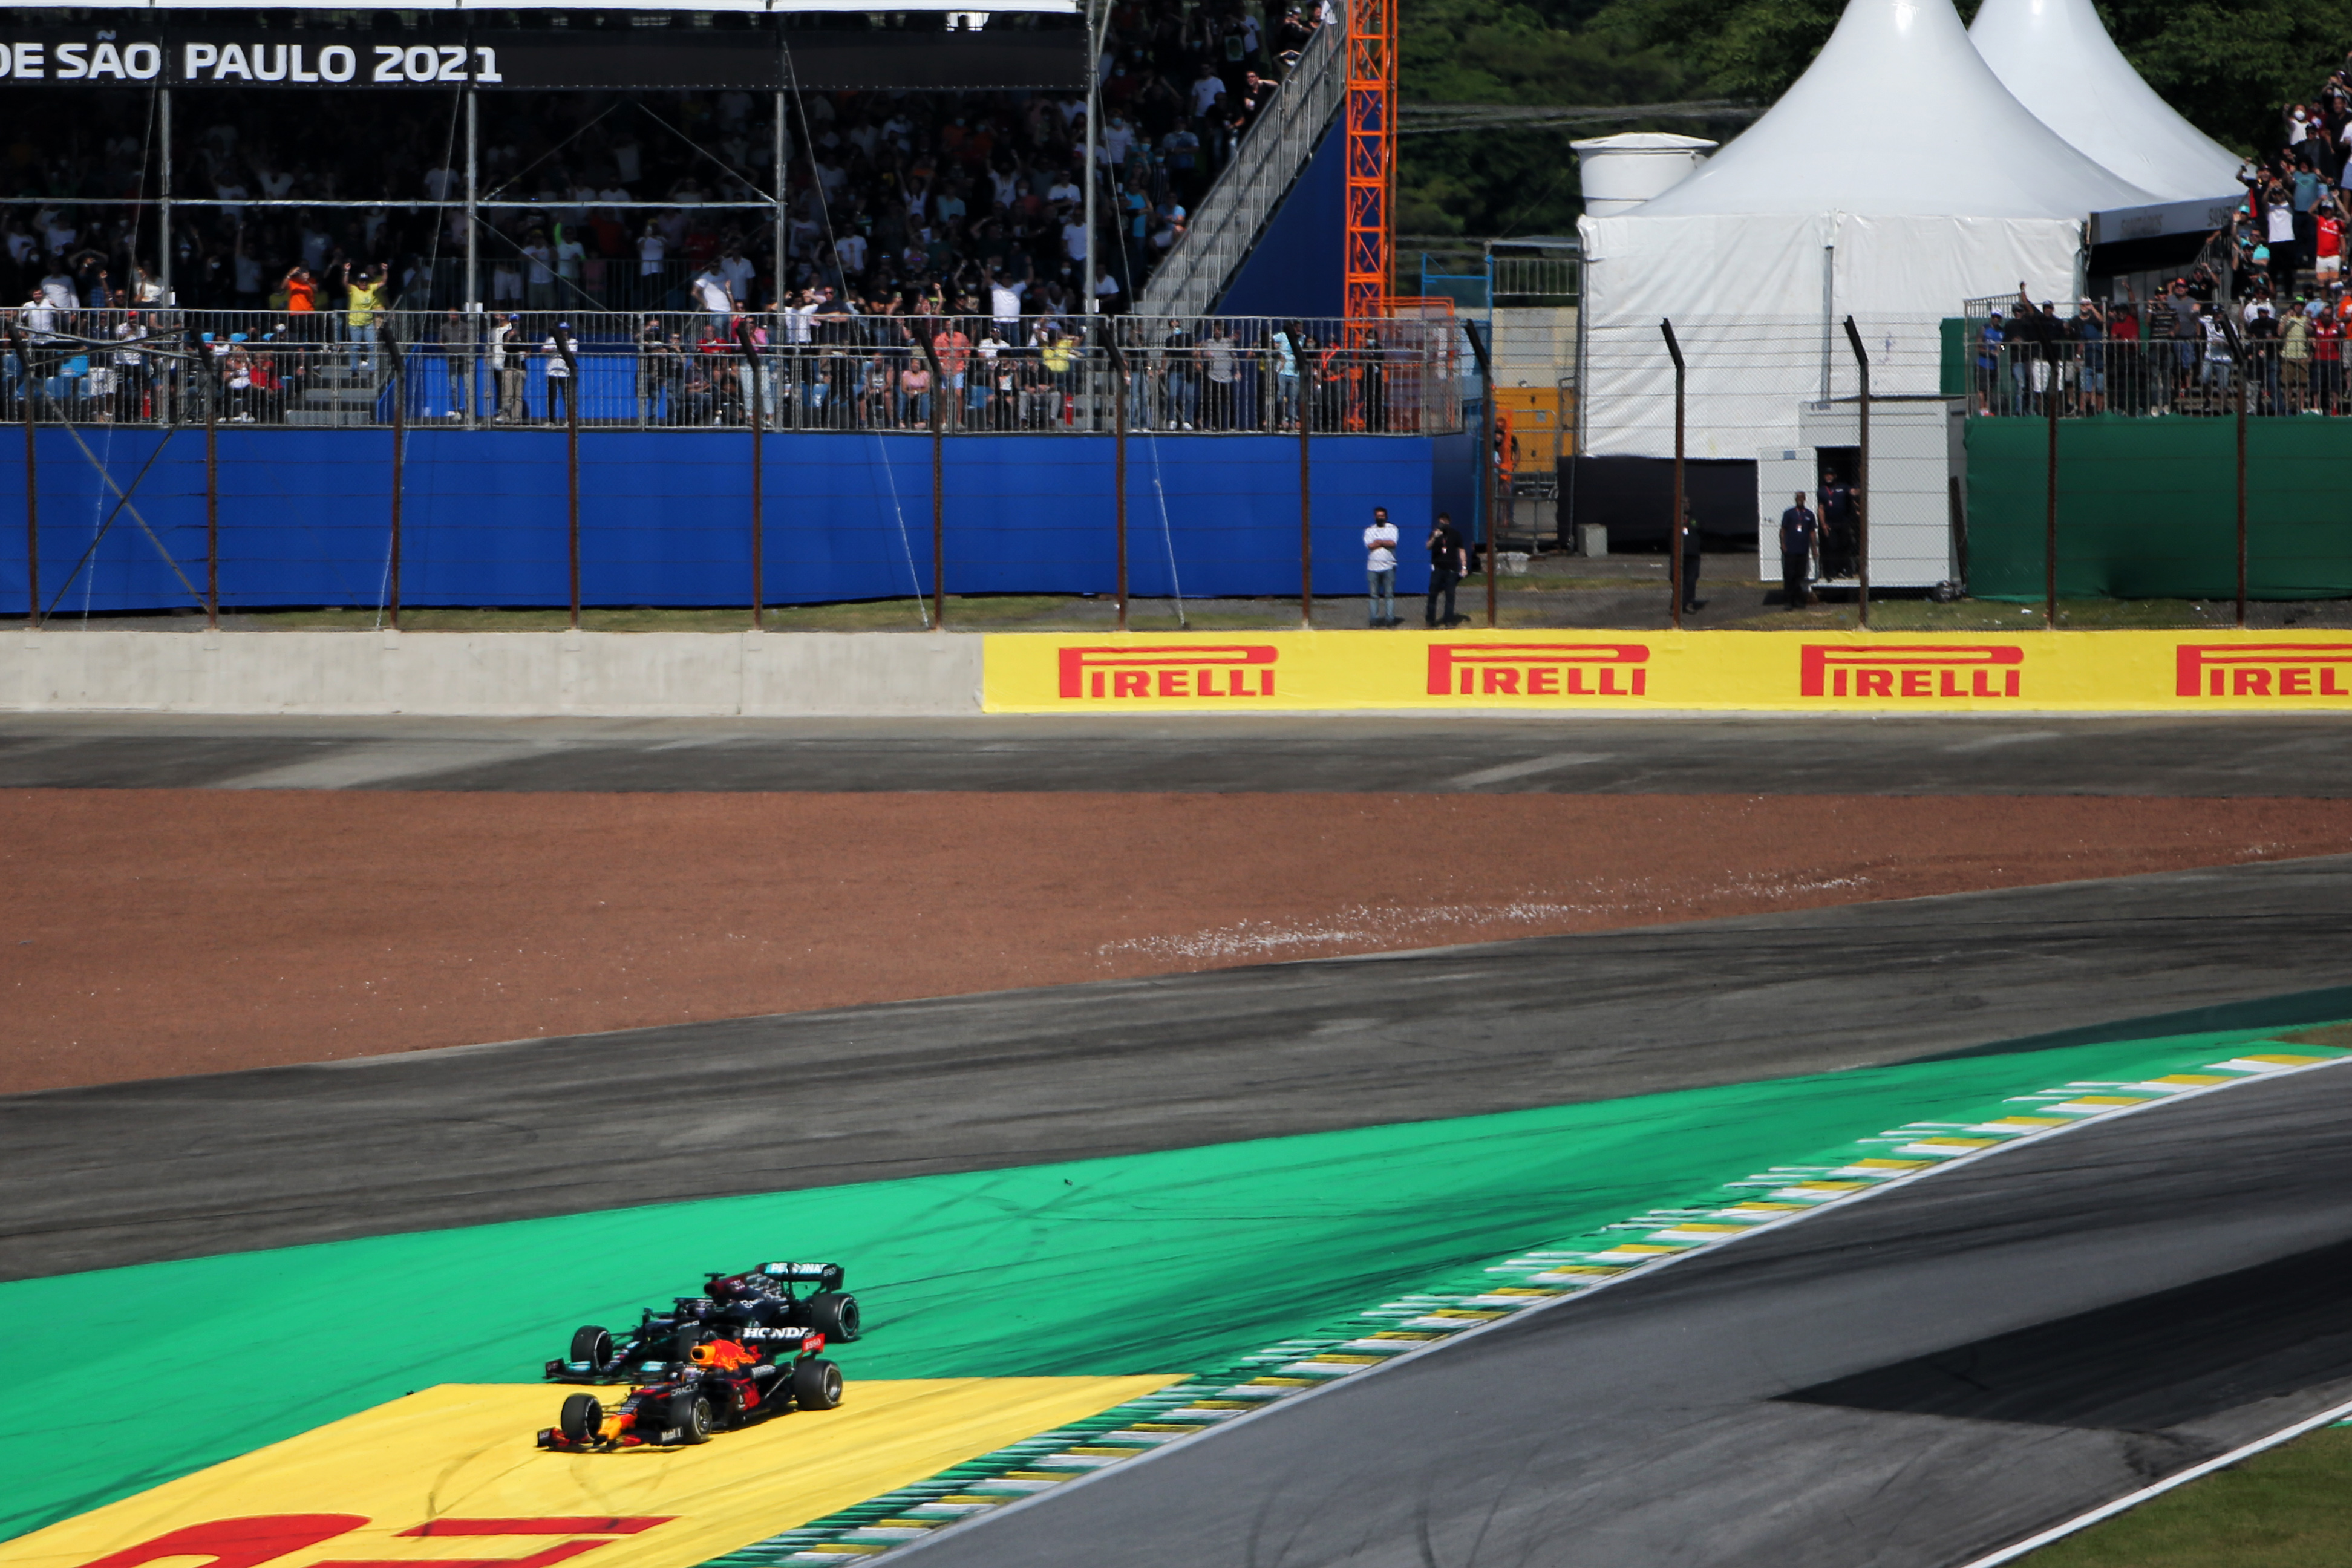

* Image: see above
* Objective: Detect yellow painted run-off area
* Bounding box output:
[0,1377,1175,1568]
[981,629,2352,713]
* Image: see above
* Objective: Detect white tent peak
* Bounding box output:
[1638,0,2154,220]
[1970,0,2242,203]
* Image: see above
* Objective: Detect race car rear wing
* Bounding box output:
[754,1261,845,1292]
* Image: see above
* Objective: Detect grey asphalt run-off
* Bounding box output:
[7,854,2351,1285]
[895,1062,2352,1568]
[5,711,2352,793]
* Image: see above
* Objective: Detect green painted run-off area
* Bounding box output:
[0,1025,2335,1542]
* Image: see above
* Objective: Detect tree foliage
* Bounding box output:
[1398,0,2352,241]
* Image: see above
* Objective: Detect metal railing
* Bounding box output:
[1137,18,1347,316]
[3,307,1466,436]
[1962,330,2351,418]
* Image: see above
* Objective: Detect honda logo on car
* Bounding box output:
[1426,642,1649,697]
[1058,644,1277,699]
[1800,644,2025,699]
[2175,642,2352,697]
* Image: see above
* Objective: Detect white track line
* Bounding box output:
[883,1050,2352,1564]
[1951,1392,2352,1568]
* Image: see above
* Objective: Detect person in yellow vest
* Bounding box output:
[340,261,384,373]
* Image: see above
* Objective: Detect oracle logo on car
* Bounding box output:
[1426,642,1650,697]
[1799,644,2025,699]
[2175,642,2352,698]
[1057,644,1277,699]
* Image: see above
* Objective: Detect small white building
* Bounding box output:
[1754,398,1967,592]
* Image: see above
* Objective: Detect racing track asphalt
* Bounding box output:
[4,712,2352,794]
[890,1059,2352,1568]
[5,852,2351,1282]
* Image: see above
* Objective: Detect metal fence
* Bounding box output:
[4,307,1466,436]
[1962,327,2352,420]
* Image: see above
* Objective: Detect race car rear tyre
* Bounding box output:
[808,1292,861,1342]
[671,1325,708,1365]
[670,1393,715,1444]
[793,1357,844,1411]
[558,1393,603,1445]
[570,1325,615,1370]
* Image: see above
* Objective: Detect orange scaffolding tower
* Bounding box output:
[1342,0,1396,321]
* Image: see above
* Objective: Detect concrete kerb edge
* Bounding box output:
[878,1049,2352,1564]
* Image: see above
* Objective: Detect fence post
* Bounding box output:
[1106,333,1130,630]
[556,329,580,630]
[1298,332,1314,628]
[1462,319,1499,627]
[1661,319,1685,631]
[919,333,946,630]
[2044,340,2059,629]
[737,318,765,629]
[198,330,218,630]
[1843,316,1870,629]
[2235,334,2249,628]
[381,322,405,630]
[8,326,34,627]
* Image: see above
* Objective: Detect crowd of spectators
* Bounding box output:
[0,1,1321,345]
[1971,52,2352,419]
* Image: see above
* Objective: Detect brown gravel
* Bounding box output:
[4,789,2350,1096]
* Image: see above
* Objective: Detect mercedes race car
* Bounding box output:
[546,1261,861,1385]
[536,1331,844,1451]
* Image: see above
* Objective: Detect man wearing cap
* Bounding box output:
[1778,492,1817,610]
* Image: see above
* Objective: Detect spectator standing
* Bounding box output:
[439,307,474,420]
[1778,491,1818,610]
[1819,468,1857,580]
[492,313,526,423]
[1363,505,1399,627]
[1676,503,1703,613]
[691,264,733,315]
[1425,511,1468,627]
[542,322,578,424]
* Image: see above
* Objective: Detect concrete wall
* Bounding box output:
[1,630,984,716]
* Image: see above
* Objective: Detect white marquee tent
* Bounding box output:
[1576,0,2155,466]
[1970,0,2241,203]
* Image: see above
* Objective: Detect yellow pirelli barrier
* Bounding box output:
[981,629,2352,713]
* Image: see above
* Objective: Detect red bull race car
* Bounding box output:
[536,1329,844,1451]
[547,1261,861,1385]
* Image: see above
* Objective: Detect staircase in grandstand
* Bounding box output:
[1137,16,1347,317]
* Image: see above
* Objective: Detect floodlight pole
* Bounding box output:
[8,325,36,627]
[919,333,946,630]
[772,93,788,314]
[1083,0,1109,314]
[737,318,765,629]
[464,88,480,316]
[381,322,405,630]
[1106,333,1131,629]
[1662,318,1685,632]
[157,88,172,305]
[557,330,580,630]
[1843,316,1870,629]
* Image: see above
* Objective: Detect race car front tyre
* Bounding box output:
[570,1325,615,1371]
[558,1393,603,1445]
[808,1292,861,1341]
[670,1392,715,1444]
[793,1357,844,1411]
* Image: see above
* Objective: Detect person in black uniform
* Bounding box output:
[1818,469,1856,581]
[1676,502,1703,613]
[1778,491,1818,609]
[1425,511,1469,627]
